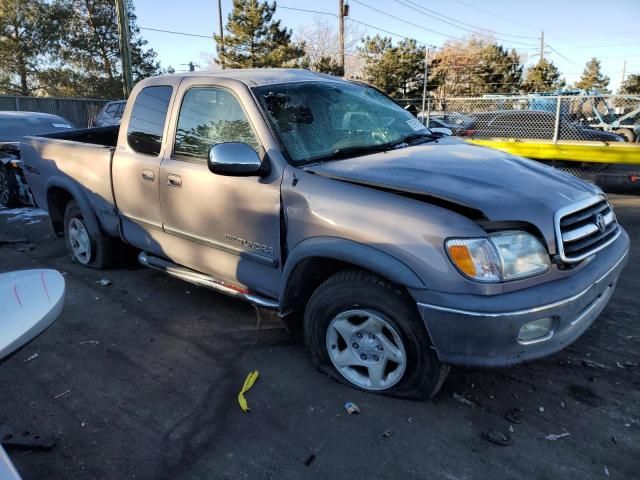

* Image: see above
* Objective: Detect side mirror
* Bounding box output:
[207,142,266,176]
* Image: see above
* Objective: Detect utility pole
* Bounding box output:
[217,0,225,69]
[540,30,545,62]
[621,60,627,85]
[421,47,430,124]
[338,0,345,73]
[115,0,133,98]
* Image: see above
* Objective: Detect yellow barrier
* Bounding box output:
[467,139,640,165]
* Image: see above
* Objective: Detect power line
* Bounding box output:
[451,0,540,31]
[346,17,436,47]
[351,0,537,47]
[140,26,213,39]
[547,45,577,65]
[394,0,538,40]
[278,5,336,17]
[577,42,640,48]
[349,0,455,41]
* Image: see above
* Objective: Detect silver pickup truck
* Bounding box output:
[22,70,630,398]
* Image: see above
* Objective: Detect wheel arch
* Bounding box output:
[279,237,425,317]
[45,177,100,237]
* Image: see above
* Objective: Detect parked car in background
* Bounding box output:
[418,112,476,136]
[92,100,126,127]
[21,70,629,398]
[469,110,624,142]
[472,110,624,142]
[0,111,75,207]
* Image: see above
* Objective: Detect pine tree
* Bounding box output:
[619,73,640,95]
[521,59,564,93]
[359,35,398,95]
[215,0,305,68]
[0,0,57,95]
[46,0,160,98]
[574,57,610,92]
[359,35,426,97]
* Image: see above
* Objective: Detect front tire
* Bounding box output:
[304,270,449,399]
[63,200,113,269]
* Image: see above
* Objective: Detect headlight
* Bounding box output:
[446,231,550,282]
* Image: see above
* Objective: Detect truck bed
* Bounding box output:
[21,126,120,235]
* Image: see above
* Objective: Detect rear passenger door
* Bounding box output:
[158,81,281,297]
[112,81,179,256]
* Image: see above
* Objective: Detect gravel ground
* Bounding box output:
[0,195,639,480]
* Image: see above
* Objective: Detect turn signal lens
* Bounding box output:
[445,238,501,282]
[446,231,550,283]
[447,245,476,276]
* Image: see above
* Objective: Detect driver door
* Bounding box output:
[158,82,281,298]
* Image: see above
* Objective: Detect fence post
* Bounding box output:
[552,96,562,144]
[426,97,431,127]
[14,96,19,111]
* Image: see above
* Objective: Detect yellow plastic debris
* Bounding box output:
[238,370,259,412]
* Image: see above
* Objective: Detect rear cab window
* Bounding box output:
[127,86,173,156]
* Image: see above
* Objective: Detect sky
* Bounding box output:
[133,0,640,92]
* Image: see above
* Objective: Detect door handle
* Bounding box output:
[167,173,182,188]
[141,169,155,182]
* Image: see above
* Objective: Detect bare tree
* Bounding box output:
[295,16,363,74]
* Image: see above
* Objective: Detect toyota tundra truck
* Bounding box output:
[21,70,630,398]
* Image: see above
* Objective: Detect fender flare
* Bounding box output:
[279,236,425,309]
[45,175,101,236]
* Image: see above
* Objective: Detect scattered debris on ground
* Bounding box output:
[96,279,112,286]
[238,370,259,412]
[22,352,39,363]
[53,389,71,399]
[304,454,317,466]
[74,340,99,348]
[545,432,570,441]
[452,393,476,407]
[382,430,393,438]
[482,430,512,446]
[582,359,612,370]
[0,425,55,450]
[344,401,360,414]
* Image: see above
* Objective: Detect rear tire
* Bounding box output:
[63,200,113,269]
[615,129,635,142]
[304,269,449,399]
[0,164,18,208]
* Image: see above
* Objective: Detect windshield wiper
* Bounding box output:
[394,132,438,147]
[305,143,393,163]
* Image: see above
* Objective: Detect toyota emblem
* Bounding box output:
[595,213,606,233]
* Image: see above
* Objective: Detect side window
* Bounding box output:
[174,87,260,161]
[115,102,125,118]
[127,86,173,156]
[105,103,118,116]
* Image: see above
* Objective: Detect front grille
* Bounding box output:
[555,196,620,262]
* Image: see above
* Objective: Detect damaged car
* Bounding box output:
[21,70,629,398]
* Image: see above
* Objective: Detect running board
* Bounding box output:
[138,252,279,310]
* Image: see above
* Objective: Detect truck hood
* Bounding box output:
[305,139,600,246]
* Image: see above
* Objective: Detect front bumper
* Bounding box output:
[415,230,630,367]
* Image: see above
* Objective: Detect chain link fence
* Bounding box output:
[399,94,640,144]
[0,95,110,128]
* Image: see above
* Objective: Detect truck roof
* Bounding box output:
[163,68,348,87]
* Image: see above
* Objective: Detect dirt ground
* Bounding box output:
[0,195,639,480]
